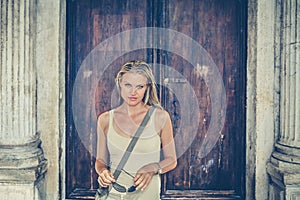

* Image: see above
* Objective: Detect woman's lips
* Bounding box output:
[128,97,137,101]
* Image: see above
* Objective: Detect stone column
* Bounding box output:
[0,0,47,199]
[267,0,300,199]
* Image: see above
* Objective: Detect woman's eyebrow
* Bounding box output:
[123,81,146,85]
[122,80,131,84]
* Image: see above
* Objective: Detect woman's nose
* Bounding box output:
[130,87,137,94]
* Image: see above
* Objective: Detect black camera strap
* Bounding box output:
[112,106,155,179]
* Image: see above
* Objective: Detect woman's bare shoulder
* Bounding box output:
[154,108,171,129]
[97,111,110,132]
[155,107,168,117]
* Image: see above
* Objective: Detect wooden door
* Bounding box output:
[158,1,246,199]
[66,0,246,199]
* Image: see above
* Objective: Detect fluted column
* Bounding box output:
[279,0,300,145]
[267,0,300,199]
[0,0,47,199]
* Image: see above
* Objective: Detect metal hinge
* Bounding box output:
[163,78,187,84]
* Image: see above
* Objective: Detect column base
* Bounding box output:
[0,133,48,200]
[267,143,300,200]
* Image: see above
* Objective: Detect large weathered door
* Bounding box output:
[66,0,246,199]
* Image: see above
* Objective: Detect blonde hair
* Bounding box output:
[115,60,162,108]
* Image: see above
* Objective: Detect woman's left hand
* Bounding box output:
[134,163,157,191]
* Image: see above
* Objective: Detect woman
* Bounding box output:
[95,60,177,200]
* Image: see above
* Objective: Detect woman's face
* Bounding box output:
[119,72,148,106]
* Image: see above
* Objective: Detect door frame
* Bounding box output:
[65,0,246,198]
[53,0,277,199]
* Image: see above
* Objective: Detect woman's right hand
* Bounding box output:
[97,169,115,187]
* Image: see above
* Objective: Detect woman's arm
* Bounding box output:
[95,112,115,187]
[157,110,177,173]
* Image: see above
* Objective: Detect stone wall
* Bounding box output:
[246,0,277,199]
[36,0,66,199]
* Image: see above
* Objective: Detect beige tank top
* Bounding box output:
[107,108,161,180]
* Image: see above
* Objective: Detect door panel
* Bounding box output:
[66,0,150,198]
[160,1,246,199]
[66,0,246,199]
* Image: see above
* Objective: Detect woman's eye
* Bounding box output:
[124,83,131,88]
[136,85,144,89]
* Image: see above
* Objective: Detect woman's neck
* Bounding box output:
[120,103,148,116]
